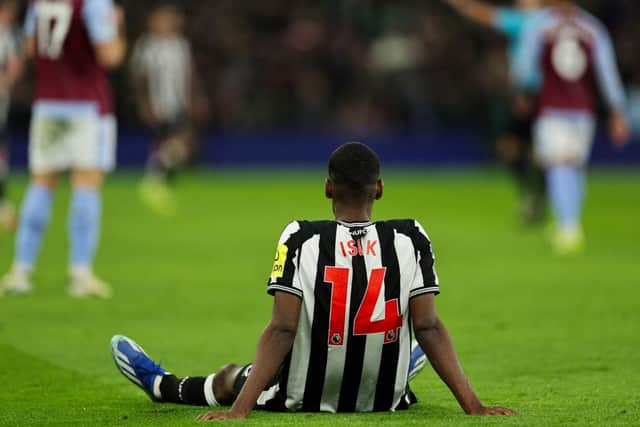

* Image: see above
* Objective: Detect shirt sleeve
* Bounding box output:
[267,221,304,299]
[513,14,544,91]
[82,0,116,44]
[593,24,627,112]
[494,7,527,37]
[408,220,440,299]
[24,4,36,37]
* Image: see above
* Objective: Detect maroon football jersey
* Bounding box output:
[537,16,597,113]
[31,0,112,114]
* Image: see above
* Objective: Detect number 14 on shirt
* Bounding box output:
[324,266,403,347]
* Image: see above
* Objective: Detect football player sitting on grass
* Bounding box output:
[111,142,516,420]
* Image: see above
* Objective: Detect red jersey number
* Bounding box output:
[324,266,403,347]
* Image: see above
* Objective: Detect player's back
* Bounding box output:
[28,0,112,113]
[535,9,607,113]
[268,219,439,412]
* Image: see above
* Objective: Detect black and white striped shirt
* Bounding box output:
[266,219,439,412]
[130,34,191,121]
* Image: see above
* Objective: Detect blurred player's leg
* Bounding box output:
[68,169,111,298]
[0,173,57,296]
[140,125,193,216]
[498,95,546,225]
[147,129,193,181]
[0,96,16,231]
[1,108,72,295]
[498,135,546,224]
[534,112,594,254]
[547,165,585,252]
[67,115,115,298]
[0,142,16,231]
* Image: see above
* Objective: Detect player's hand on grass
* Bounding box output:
[196,410,247,421]
[470,405,517,416]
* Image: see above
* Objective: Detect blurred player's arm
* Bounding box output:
[197,291,301,421]
[593,25,630,147]
[513,16,543,91]
[84,0,126,69]
[132,74,156,126]
[0,37,22,95]
[443,0,498,28]
[23,3,35,59]
[129,41,157,126]
[411,294,516,416]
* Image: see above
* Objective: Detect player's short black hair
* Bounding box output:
[328,142,380,202]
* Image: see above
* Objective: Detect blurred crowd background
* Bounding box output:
[7,0,640,135]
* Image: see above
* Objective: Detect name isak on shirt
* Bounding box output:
[338,239,378,257]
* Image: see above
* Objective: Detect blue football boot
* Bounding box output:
[110,335,168,401]
[408,339,427,381]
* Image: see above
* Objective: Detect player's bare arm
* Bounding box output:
[0,51,21,95]
[197,291,302,421]
[24,35,35,60]
[131,70,158,126]
[94,4,126,69]
[129,40,155,125]
[411,294,516,416]
[443,0,497,28]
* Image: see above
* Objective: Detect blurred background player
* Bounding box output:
[0,0,126,297]
[443,0,546,224]
[0,0,22,231]
[130,3,201,215]
[514,0,630,254]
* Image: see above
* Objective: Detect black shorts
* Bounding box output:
[233,364,288,411]
[504,112,533,144]
[0,123,8,147]
[232,364,418,412]
[152,112,190,142]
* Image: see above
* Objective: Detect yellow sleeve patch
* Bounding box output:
[271,244,288,279]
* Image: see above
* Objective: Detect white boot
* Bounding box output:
[0,267,33,296]
[69,268,112,299]
[553,225,585,255]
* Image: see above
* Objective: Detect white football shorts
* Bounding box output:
[533,110,595,167]
[29,103,116,174]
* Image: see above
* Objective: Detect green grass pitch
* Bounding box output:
[1,169,639,426]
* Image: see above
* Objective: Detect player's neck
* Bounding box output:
[332,202,373,223]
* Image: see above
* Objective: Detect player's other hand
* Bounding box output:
[609,111,631,148]
[196,410,247,421]
[470,405,517,416]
